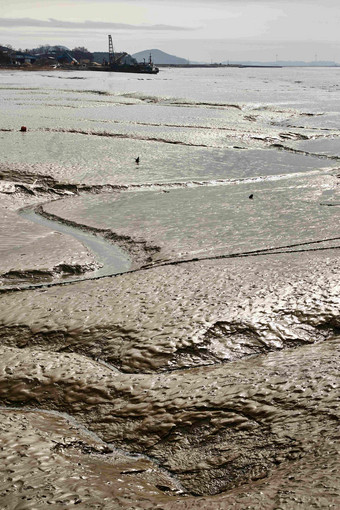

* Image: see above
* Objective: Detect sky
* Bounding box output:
[1,0,339,62]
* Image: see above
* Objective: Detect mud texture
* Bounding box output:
[0,409,185,509]
[0,250,338,372]
[0,69,339,509]
[0,249,339,508]
[0,204,98,286]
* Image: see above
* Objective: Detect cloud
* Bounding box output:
[0,17,195,31]
[78,0,336,3]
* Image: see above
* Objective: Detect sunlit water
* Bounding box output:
[0,67,339,262]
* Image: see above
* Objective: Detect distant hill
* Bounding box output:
[90,51,339,68]
[132,49,188,65]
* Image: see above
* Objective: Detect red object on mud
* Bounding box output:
[20,126,27,132]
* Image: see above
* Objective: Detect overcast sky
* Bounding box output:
[1,0,339,62]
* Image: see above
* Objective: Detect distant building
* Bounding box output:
[0,46,14,64]
[14,52,37,65]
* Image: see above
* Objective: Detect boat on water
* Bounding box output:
[89,60,159,74]
[89,35,159,75]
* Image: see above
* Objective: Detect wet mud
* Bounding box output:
[0,252,339,507]
[0,199,98,286]
[0,247,339,508]
[0,68,339,508]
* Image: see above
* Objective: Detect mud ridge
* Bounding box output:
[75,171,333,192]
[3,122,319,141]
[2,163,334,197]
[61,88,244,110]
[170,101,242,109]
[0,167,58,187]
[44,127,212,148]
[0,308,338,375]
[1,236,339,294]
[270,142,340,160]
[0,166,80,197]
[35,203,161,269]
[89,118,253,134]
[151,238,340,270]
[2,262,97,283]
[278,131,309,141]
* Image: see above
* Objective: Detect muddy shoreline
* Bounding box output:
[0,167,339,507]
[1,67,340,508]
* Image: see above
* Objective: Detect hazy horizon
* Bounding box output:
[1,0,340,63]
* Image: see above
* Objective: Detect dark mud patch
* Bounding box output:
[170,101,242,110]
[0,313,338,374]
[278,131,309,141]
[2,263,92,283]
[320,202,340,207]
[0,408,186,506]
[0,166,79,196]
[51,439,114,455]
[164,317,340,371]
[0,324,127,369]
[146,417,301,496]
[300,112,324,117]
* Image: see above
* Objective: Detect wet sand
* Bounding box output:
[0,68,339,508]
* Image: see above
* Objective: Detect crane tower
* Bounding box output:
[108,35,114,65]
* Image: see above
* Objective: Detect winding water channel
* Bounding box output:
[19,206,132,283]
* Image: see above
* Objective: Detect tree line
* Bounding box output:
[0,44,93,63]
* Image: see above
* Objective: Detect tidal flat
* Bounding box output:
[0,67,339,509]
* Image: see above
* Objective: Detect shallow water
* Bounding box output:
[20,207,131,277]
[1,130,335,185]
[1,67,339,261]
[43,171,339,262]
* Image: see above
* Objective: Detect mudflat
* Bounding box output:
[0,67,339,509]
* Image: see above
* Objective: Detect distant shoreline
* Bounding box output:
[2,64,340,72]
[157,64,340,69]
[157,64,282,69]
